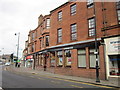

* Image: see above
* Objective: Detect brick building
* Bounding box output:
[23,1,120,80]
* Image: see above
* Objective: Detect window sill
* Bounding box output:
[56,43,62,45]
[57,65,63,67]
[78,67,86,69]
[65,66,71,68]
[87,36,95,39]
[89,67,100,69]
[70,40,78,42]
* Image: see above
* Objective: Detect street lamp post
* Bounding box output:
[15,32,20,66]
[93,1,100,83]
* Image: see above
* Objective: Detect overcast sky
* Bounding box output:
[0,0,68,57]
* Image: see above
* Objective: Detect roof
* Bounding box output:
[50,1,70,13]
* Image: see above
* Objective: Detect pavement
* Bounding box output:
[5,65,120,89]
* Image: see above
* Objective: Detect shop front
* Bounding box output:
[25,55,34,68]
[104,36,120,78]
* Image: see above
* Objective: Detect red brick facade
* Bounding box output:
[23,1,120,80]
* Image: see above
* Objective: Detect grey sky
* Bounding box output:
[0,0,68,57]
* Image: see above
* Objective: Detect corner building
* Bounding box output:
[23,1,120,80]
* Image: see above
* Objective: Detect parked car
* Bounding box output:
[5,62,11,66]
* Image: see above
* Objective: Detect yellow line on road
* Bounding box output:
[24,73,116,89]
[35,74,115,89]
[70,85,83,88]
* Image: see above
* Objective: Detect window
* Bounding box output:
[71,24,77,40]
[58,11,62,21]
[70,4,76,16]
[88,18,95,37]
[65,50,72,66]
[46,36,49,46]
[43,20,46,29]
[57,51,63,66]
[109,55,120,76]
[89,48,99,68]
[46,18,50,29]
[117,1,120,24]
[87,0,94,8]
[50,52,55,67]
[78,49,86,68]
[28,36,31,43]
[32,44,34,52]
[57,28,62,43]
[32,33,34,40]
[42,37,44,48]
[40,40,41,49]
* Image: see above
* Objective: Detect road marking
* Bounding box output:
[9,71,116,89]
[36,75,115,89]
[51,80,60,84]
[70,85,83,88]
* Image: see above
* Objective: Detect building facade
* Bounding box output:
[23,1,120,80]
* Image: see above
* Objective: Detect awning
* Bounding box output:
[26,55,33,59]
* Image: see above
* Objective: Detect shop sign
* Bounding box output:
[105,37,120,55]
[26,55,33,59]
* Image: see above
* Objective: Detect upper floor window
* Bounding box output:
[71,23,77,41]
[116,1,120,24]
[70,4,76,16]
[32,44,34,52]
[87,0,94,8]
[25,41,28,48]
[28,36,30,43]
[40,40,41,49]
[43,20,46,29]
[88,17,95,37]
[58,11,62,21]
[57,28,62,43]
[46,18,50,29]
[32,33,34,40]
[42,37,44,48]
[46,36,49,47]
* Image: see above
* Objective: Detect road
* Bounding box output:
[0,65,2,88]
[1,66,116,89]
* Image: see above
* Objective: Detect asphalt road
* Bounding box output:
[1,66,115,89]
[0,65,2,88]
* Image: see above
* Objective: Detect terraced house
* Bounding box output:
[23,0,120,81]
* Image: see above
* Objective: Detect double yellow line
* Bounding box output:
[33,74,116,89]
